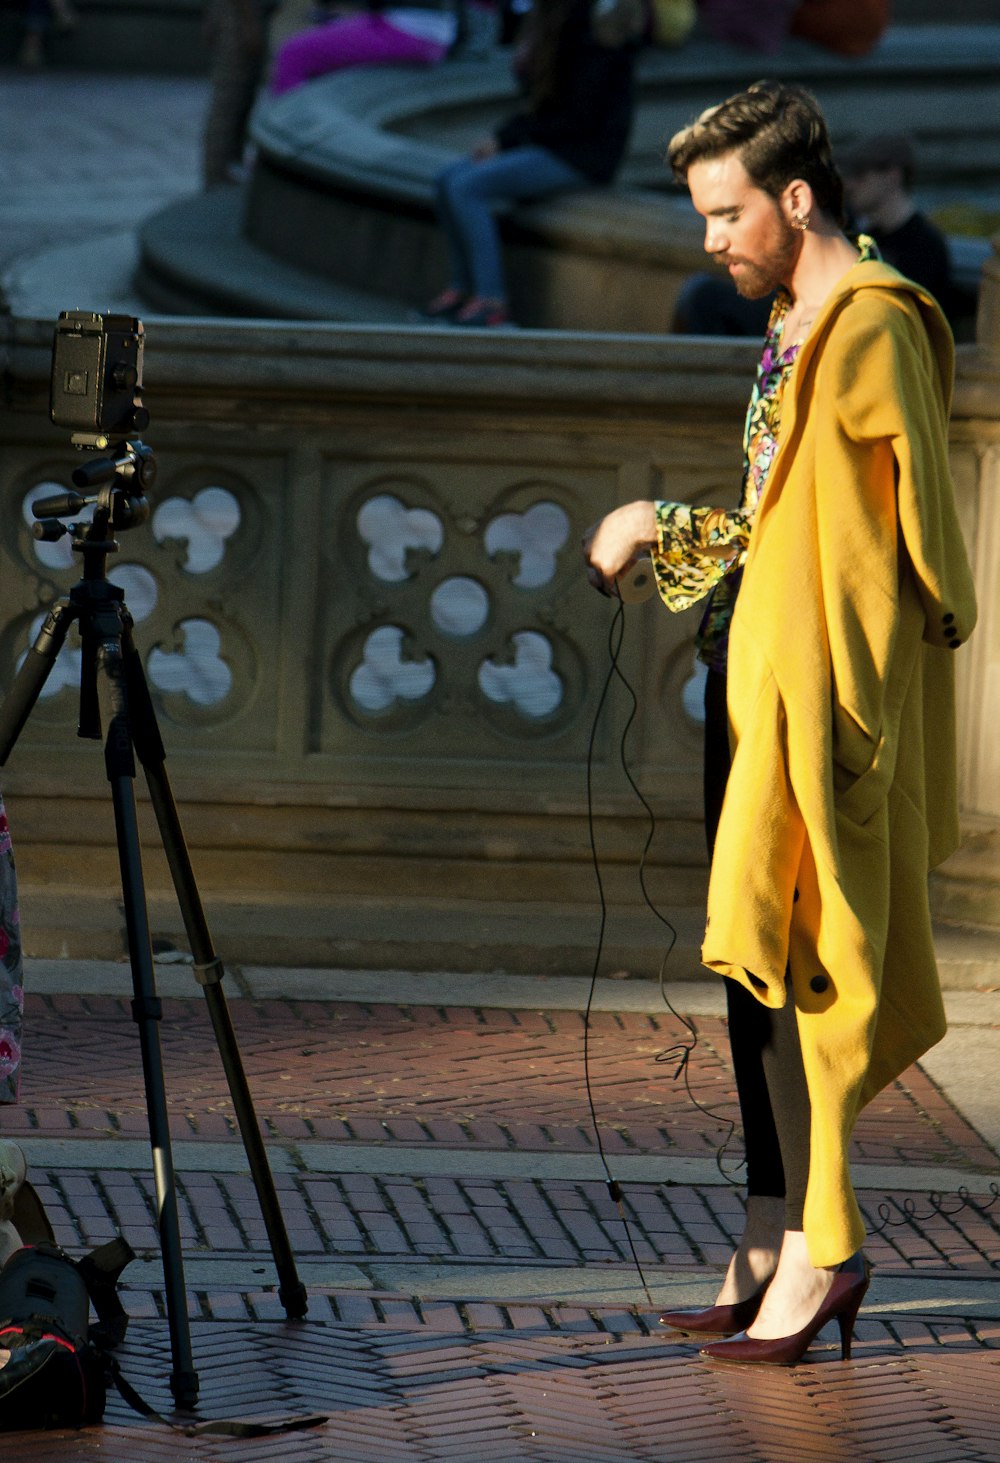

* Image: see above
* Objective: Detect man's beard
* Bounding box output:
[727,221,800,299]
[732,260,783,299]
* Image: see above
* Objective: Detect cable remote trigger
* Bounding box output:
[615,559,656,604]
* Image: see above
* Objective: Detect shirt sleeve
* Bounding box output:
[650,501,752,612]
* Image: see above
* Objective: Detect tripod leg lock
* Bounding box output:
[130,995,163,1024]
[193,959,225,989]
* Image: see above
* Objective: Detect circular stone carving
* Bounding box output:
[429,576,490,637]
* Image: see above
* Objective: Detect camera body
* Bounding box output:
[49,312,149,442]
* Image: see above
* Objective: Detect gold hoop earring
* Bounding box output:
[791,212,810,233]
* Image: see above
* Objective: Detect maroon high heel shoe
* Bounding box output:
[700,1252,871,1366]
[658,1277,771,1338]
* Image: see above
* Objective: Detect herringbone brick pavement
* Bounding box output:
[7,992,999,1283]
[4,985,999,1458]
[7,1320,1000,1462]
[8,994,996,1169]
[19,1165,1000,1285]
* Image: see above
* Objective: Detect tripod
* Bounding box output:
[0,449,307,1409]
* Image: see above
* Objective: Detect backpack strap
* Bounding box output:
[76,1238,134,1349]
[10,1181,55,1247]
[104,1353,327,1439]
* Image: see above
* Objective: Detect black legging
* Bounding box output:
[704,666,811,1229]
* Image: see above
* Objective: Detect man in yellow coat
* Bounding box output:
[584,80,977,1366]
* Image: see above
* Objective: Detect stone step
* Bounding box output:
[17,878,998,988]
[15,839,711,910]
[932,922,1000,990]
[930,816,1000,931]
[15,883,710,978]
[135,186,414,323]
[139,24,1000,326]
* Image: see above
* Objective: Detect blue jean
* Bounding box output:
[434,146,588,301]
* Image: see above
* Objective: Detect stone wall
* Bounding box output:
[0,318,753,970]
[0,311,996,970]
[930,236,1000,929]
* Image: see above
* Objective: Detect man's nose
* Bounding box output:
[704,220,726,255]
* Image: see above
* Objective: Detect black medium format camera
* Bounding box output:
[39,311,155,516]
[49,311,150,443]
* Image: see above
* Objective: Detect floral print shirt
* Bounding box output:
[0,796,23,1105]
[650,236,878,672]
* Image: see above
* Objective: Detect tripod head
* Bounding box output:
[31,440,156,575]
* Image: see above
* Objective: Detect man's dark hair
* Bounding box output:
[667,80,846,226]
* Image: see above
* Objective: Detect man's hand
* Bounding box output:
[472,137,500,160]
[582,500,658,594]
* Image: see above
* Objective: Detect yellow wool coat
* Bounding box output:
[701,261,978,1266]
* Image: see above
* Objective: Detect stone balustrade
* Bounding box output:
[0,312,997,967]
[0,317,748,969]
[934,233,1000,931]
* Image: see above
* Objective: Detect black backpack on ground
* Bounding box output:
[0,1238,131,1430]
[0,1237,326,1437]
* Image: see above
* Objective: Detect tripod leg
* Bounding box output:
[122,629,308,1321]
[0,600,75,765]
[97,629,200,1410]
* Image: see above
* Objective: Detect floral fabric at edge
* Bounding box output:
[0,796,23,1105]
[651,236,878,672]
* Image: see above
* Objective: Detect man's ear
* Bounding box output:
[781,177,816,227]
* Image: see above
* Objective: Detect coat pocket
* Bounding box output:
[833,728,890,830]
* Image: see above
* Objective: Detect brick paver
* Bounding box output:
[11,991,1000,1287]
[12,994,998,1172]
[6,1320,1000,1462]
[1,980,998,1456]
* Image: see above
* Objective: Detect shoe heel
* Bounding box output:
[836,1300,858,1360]
[835,1268,871,1360]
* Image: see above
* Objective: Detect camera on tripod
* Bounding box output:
[0,313,308,1408]
[50,311,149,444]
[36,312,156,539]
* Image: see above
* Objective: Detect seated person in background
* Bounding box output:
[672,270,772,337]
[840,133,953,315]
[674,131,953,336]
[269,0,459,96]
[422,0,637,329]
[497,0,533,42]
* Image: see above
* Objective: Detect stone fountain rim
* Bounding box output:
[250,23,1000,207]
